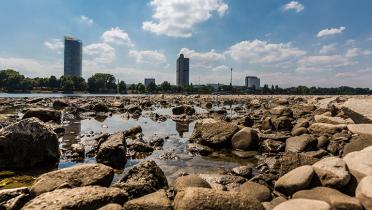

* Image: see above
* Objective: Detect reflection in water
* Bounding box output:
[61,120,82,149]
[175,121,190,137]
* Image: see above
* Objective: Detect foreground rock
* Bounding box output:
[96,132,127,169]
[308,123,347,135]
[22,108,62,123]
[343,146,372,182]
[0,118,59,169]
[190,119,239,149]
[273,198,331,210]
[123,189,172,210]
[274,165,314,196]
[285,135,317,153]
[172,105,196,115]
[312,157,350,188]
[231,127,259,151]
[0,187,29,209]
[314,115,353,125]
[22,186,127,210]
[342,98,372,123]
[30,164,114,196]
[356,176,372,210]
[347,124,372,135]
[173,175,211,191]
[174,187,264,210]
[237,181,271,202]
[115,160,168,199]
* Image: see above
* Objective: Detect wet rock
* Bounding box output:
[231,127,259,151]
[115,160,168,199]
[274,165,314,196]
[71,143,85,157]
[279,152,319,176]
[172,105,195,115]
[93,103,110,112]
[262,139,285,153]
[273,198,331,210]
[149,137,164,148]
[96,132,127,169]
[231,166,253,178]
[272,116,293,131]
[291,127,308,136]
[30,163,114,196]
[312,157,350,188]
[293,187,362,210]
[356,176,372,210]
[285,134,317,153]
[123,189,172,210]
[237,181,271,202]
[343,146,372,182]
[127,140,154,159]
[342,98,372,123]
[126,105,142,114]
[0,118,59,169]
[190,118,239,149]
[174,187,264,210]
[314,115,353,125]
[173,175,211,191]
[309,123,347,135]
[52,100,69,109]
[22,108,61,123]
[186,143,213,156]
[22,186,127,210]
[198,173,246,191]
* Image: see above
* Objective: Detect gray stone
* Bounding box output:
[356,176,372,210]
[172,105,195,115]
[93,103,110,112]
[123,189,172,210]
[273,198,331,210]
[274,165,314,196]
[231,127,259,151]
[285,135,317,153]
[279,152,319,176]
[312,157,350,188]
[198,174,246,191]
[96,132,127,169]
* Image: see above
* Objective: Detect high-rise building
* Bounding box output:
[176,54,189,86]
[64,36,82,77]
[245,76,260,89]
[144,78,155,87]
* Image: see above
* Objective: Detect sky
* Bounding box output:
[1,0,372,88]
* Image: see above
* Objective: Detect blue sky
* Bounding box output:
[1,0,372,87]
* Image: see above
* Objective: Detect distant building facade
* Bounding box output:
[245,76,260,89]
[64,36,82,77]
[144,78,155,87]
[176,54,189,86]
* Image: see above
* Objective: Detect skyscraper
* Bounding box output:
[176,54,189,86]
[64,36,82,77]
[245,76,261,90]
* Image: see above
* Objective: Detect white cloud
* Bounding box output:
[44,39,63,53]
[0,57,62,77]
[212,65,230,72]
[179,48,225,68]
[319,44,337,54]
[283,1,304,13]
[101,27,134,47]
[336,68,372,78]
[79,15,94,26]
[345,48,371,58]
[317,26,346,38]
[84,43,116,64]
[297,54,355,73]
[129,50,166,64]
[142,0,228,38]
[227,40,306,64]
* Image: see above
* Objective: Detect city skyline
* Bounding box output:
[1,0,372,87]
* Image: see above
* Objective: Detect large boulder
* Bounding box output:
[285,134,317,153]
[274,165,314,196]
[172,105,196,115]
[30,164,114,196]
[309,123,347,135]
[0,118,59,169]
[342,98,372,123]
[279,152,319,176]
[190,119,239,149]
[273,198,331,210]
[293,187,362,210]
[347,124,372,136]
[123,189,172,210]
[92,103,110,112]
[173,175,211,191]
[96,132,127,169]
[22,186,127,210]
[237,181,271,202]
[115,160,168,199]
[52,100,69,109]
[22,108,61,123]
[343,146,372,182]
[356,176,372,210]
[174,187,264,210]
[231,127,259,151]
[312,157,351,188]
[314,115,353,125]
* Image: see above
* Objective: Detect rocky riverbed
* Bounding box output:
[1,94,372,209]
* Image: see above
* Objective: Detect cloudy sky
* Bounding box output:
[1,0,372,87]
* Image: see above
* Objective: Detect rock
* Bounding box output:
[262,139,285,153]
[198,174,246,191]
[22,186,127,210]
[30,163,114,196]
[22,108,62,123]
[186,143,213,156]
[174,187,264,210]
[0,118,59,169]
[172,105,196,115]
[99,203,123,210]
[342,98,372,123]
[93,103,110,112]
[173,175,211,191]
[285,135,317,153]
[343,134,372,155]
[115,160,168,199]
[232,150,258,158]
[127,140,154,159]
[124,125,142,136]
[190,119,239,149]
[96,132,127,169]
[238,181,271,202]
[261,117,274,130]
[356,176,372,210]
[314,115,353,125]
[273,198,331,210]
[262,197,287,210]
[279,152,319,176]
[304,150,328,159]
[272,116,293,131]
[309,123,347,135]
[123,189,171,210]
[347,124,372,136]
[231,127,259,151]
[294,187,363,210]
[126,105,142,114]
[0,187,29,209]
[71,143,85,157]
[312,157,350,188]
[231,166,253,178]
[237,116,254,127]
[293,120,310,130]
[274,165,314,196]
[270,106,293,117]
[343,146,372,182]
[317,136,330,148]
[52,100,69,109]
[291,127,308,136]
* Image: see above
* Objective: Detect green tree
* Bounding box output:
[160,81,171,92]
[118,81,127,94]
[87,73,116,93]
[48,76,59,89]
[0,69,25,91]
[136,83,145,93]
[146,82,157,93]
